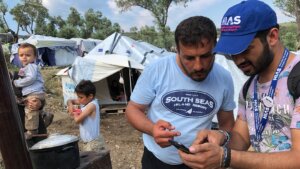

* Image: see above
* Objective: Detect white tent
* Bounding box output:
[57,54,144,106]
[88,32,174,66]
[10,35,79,67]
[71,38,102,57]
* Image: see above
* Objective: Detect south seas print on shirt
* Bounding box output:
[161,90,216,118]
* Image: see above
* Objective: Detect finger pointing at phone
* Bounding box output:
[152,119,181,147]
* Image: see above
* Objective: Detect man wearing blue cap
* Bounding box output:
[179,0,300,168]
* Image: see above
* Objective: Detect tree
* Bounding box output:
[80,9,102,38]
[115,0,190,48]
[67,7,83,27]
[280,22,298,50]
[90,15,120,39]
[274,0,300,42]
[126,25,174,50]
[10,0,49,35]
[0,1,18,41]
[53,16,66,29]
[34,14,47,35]
[45,18,57,37]
[0,1,8,31]
[57,24,79,39]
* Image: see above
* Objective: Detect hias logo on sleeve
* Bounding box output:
[161,90,216,118]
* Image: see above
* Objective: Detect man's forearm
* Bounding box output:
[126,111,154,136]
[229,131,250,151]
[231,149,300,169]
[125,102,154,136]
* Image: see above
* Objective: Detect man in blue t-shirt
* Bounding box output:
[126,16,235,169]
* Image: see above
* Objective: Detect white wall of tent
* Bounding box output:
[10,35,102,67]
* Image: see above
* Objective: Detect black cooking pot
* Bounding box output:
[29,134,80,169]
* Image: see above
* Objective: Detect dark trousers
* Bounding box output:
[142,146,191,169]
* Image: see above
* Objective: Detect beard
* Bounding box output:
[244,43,274,76]
[179,56,214,82]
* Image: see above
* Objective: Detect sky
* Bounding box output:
[4,0,295,34]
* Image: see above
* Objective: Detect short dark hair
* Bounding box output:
[255,24,280,44]
[18,43,37,57]
[175,16,217,52]
[75,80,96,97]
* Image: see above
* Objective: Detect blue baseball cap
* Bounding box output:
[213,0,277,55]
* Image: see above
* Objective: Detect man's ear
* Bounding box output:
[267,28,279,46]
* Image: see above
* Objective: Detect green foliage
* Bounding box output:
[280,22,298,50]
[282,32,297,50]
[115,0,190,48]
[126,25,174,50]
[60,8,121,40]
[274,0,295,17]
[66,7,83,27]
[274,0,300,42]
[0,1,8,31]
[10,0,49,34]
[45,19,57,37]
[2,43,10,57]
[53,16,66,29]
[1,1,120,40]
[2,43,18,70]
[57,24,79,39]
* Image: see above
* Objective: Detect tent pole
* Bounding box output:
[128,61,132,94]
[120,72,128,104]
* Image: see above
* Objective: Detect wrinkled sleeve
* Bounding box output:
[130,64,156,105]
[14,64,38,88]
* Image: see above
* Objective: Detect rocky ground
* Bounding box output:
[0,67,144,169]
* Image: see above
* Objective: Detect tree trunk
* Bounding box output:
[0,45,33,169]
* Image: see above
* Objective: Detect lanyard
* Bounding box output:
[253,48,289,142]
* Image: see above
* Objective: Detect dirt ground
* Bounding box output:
[0,67,144,169]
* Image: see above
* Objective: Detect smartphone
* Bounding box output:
[169,140,191,154]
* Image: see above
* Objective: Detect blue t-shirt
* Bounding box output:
[130,54,235,165]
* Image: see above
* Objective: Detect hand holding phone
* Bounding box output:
[169,140,191,154]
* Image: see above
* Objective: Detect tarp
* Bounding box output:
[10,35,78,67]
[88,32,174,66]
[69,54,144,83]
[71,38,102,57]
[24,35,76,48]
[56,54,144,105]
